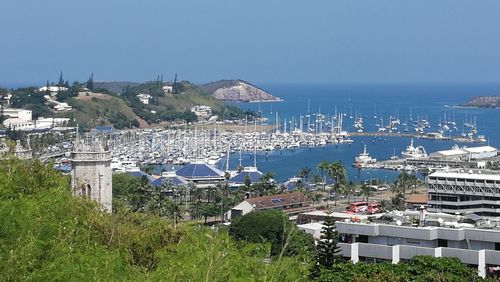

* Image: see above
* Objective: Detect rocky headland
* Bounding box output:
[200,80,282,103]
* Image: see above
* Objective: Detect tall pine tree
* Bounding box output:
[316,216,342,267]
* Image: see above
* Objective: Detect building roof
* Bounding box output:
[429,171,500,181]
[150,175,188,186]
[229,167,263,183]
[405,193,428,204]
[282,177,314,191]
[126,170,156,182]
[92,126,115,133]
[175,161,224,179]
[245,192,309,209]
[461,146,497,153]
[431,149,467,156]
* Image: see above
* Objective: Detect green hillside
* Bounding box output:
[59,93,143,130]
[5,80,256,131]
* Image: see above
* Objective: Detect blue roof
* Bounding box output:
[176,162,224,179]
[93,126,114,133]
[282,179,313,191]
[53,164,72,173]
[126,170,156,182]
[230,170,263,184]
[150,176,187,187]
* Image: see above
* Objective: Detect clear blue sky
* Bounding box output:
[1,0,500,85]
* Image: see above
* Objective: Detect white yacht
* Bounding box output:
[353,144,377,168]
[401,139,427,159]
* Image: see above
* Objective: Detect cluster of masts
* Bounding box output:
[269,104,485,140]
[105,126,353,170]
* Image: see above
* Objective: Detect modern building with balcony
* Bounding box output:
[335,213,500,278]
[426,169,500,217]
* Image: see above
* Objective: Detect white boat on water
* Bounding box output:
[401,139,427,159]
[353,144,377,168]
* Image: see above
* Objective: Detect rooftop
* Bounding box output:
[246,192,309,209]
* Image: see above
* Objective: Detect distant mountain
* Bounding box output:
[199,80,282,103]
[461,96,500,108]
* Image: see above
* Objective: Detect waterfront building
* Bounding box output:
[225,191,313,221]
[150,170,188,187]
[175,161,225,187]
[426,169,500,217]
[429,145,497,161]
[281,177,314,191]
[335,213,500,278]
[228,166,263,186]
[70,136,112,212]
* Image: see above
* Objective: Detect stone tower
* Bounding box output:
[70,135,112,212]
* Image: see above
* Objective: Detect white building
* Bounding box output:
[462,146,498,160]
[426,169,500,217]
[39,86,68,95]
[336,216,500,278]
[35,117,70,128]
[162,85,173,94]
[137,93,151,104]
[2,108,32,121]
[54,103,72,111]
[2,118,35,130]
[191,105,212,118]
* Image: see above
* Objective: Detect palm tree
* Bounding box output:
[343,181,356,204]
[298,166,312,180]
[165,200,182,225]
[326,161,347,206]
[317,161,330,191]
[360,183,372,202]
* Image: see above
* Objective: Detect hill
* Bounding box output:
[60,92,146,130]
[93,81,140,94]
[6,80,257,131]
[461,95,500,108]
[199,80,282,102]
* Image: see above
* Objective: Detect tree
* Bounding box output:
[165,199,182,225]
[316,217,342,268]
[244,175,252,191]
[229,210,314,257]
[298,166,312,180]
[343,181,356,204]
[326,161,347,206]
[360,183,372,202]
[87,73,94,90]
[317,161,330,190]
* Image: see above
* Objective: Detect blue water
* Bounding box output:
[224,84,500,183]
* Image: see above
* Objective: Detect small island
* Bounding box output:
[200,80,283,103]
[461,95,500,108]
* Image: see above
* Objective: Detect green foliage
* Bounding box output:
[0,158,488,281]
[313,256,482,282]
[10,87,53,118]
[0,158,182,280]
[229,210,315,258]
[316,217,342,268]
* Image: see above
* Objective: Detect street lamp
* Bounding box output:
[366,172,372,185]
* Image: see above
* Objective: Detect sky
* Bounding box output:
[1,0,500,86]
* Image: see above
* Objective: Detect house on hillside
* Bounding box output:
[137,93,152,104]
[39,86,67,96]
[225,191,314,221]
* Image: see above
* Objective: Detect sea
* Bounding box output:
[221,83,500,183]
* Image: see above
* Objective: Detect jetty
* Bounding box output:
[349,131,485,143]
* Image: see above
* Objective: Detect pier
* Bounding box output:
[349,131,484,143]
